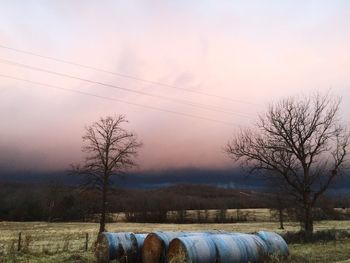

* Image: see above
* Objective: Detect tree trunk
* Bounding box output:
[278,208,284,229]
[99,179,107,233]
[303,167,313,238]
[303,202,314,239]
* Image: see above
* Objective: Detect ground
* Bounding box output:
[0,220,350,262]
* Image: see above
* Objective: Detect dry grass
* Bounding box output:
[0,251,96,263]
[1,220,350,262]
[268,238,350,262]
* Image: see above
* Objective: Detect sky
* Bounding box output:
[0,1,350,174]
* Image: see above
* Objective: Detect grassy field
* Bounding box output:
[284,239,350,263]
[111,208,275,222]
[0,220,350,262]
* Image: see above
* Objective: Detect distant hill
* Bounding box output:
[0,168,349,195]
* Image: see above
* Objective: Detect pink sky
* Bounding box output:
[0,1,350,172]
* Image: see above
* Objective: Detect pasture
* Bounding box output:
[0,219,350,262]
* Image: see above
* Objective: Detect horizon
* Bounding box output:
[1,167,349,195]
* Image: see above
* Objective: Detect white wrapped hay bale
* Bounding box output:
[256,231,289,257]
[167,234,217,263]
[95,232,144,263]
[168,233,268,263]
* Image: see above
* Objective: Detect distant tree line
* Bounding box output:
[0,182,349,223]
[0,182,96,221]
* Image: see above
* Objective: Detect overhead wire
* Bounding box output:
[0,73,245,126]
[0,58,255,118]
[0,43,256,106]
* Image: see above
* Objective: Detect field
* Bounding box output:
[1,219,350,262]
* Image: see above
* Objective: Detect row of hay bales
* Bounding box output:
[95,231,289,263]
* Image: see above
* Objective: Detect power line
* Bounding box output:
[0,57,254,118]
[0,73,243,126]
[0,43,256,105]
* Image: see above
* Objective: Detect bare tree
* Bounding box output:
[225,93,349,236]
[72,115,142,233]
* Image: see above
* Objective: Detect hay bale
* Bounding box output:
[142,232,180,263]
[168,233,268,263]
[142,231,220,263]
[130,233,148,263]
[95,232,136,263]
[209,234,245,263]
[256,231,289,256]
[229,233,268,262]
[117,232,135,263]
[167,235,217,263]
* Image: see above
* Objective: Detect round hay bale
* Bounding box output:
[95,232,134,263]
[95,233,111,263]
[236,233,268,262]
[167,235,217,263]
[142,231,220,263]
[210,234,244,263]
[117,232,135,263]
[211,233,267,263]
[142,232,180,263]
[130,233,148,263]
[256,231,289,256]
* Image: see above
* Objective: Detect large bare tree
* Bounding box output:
[72,115,142,233]
[225,93,349,236]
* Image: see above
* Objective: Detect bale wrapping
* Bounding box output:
[167,235,217,263]
[209,234,245,263]
[168,233,267,263]
[142,232,187,263]
[117,232,136,263]
[256,231,289,256]
[228,233,268,262]
[95,232,136,263]
[131,233,148,263]
[142,231,224,263]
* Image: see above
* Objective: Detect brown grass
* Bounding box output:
[1,220,350,262]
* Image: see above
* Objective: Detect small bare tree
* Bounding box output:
[225,93,349,236]
[72,115,142,233]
